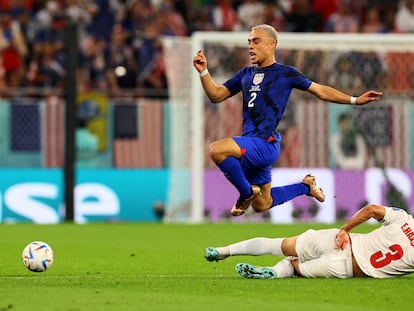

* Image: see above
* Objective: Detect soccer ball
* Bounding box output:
[22,241,54,272]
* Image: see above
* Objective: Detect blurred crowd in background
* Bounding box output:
[0,0,413,97]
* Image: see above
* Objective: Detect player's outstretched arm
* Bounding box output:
[193,50,231,103]
[335,204,386,250]
[307,82,382,105]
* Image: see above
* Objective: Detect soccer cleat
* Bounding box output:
[235,263,276,279]
[230,185,262,216]
[205,247,220,262]
[302,174,325,202]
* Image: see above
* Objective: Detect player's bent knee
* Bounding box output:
[208,143,222,162]
[251,205,268,213]
[291,259,302,277]
[251,200,272,213]
[281,237,298,257]
[208,142,217,156]
[209,140,237,163]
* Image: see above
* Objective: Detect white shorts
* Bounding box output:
[296,228,353,278]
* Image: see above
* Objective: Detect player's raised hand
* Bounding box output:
[355,90,383,105]
[193,50,207,73]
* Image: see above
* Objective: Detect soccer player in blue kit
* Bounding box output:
[193,24,382,217]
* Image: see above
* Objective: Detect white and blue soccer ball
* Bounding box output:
[22,241,54,272]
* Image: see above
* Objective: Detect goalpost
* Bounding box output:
[163,32,414,223]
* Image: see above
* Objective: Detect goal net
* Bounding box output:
[163,32,414,223]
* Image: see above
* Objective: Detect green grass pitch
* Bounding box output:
[1,222,413,311]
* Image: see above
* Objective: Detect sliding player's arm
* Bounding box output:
[335,204,386,250]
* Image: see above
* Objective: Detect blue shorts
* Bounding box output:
[233,135,280,185]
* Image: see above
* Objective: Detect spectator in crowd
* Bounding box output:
[210,0,239,31]
[311,0,339,28]
[85,0,116,42]
[357,51,385,90]
[347,0,368,27]
[330,112,367,170]
[12,5,32,54]
[395,0,414,33]
[328,53,363,94]
[337,51,385,90]
[0,9,28,90]
[382,7,400,33]
[295,50,327,83]
[158,0,188,36]
[0,0,405,97]
[284,0,322,32]
[111,0,130,24]
[187,6,216,33]
[361,6,385,33]
[104,23,138,95]
[28,8,66,88]
[78,33,108,92]
[325,0,359,32]
[123,0,157,34]
[274,0,293,14]
[134,17,168,98]
[32,1,59,31]
[237,0,265,31]
[261,1,286,31]
[170,0,191,25]
[65,0,91,42]
[0,0,28,11]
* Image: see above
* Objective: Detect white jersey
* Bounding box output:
[351,207,414,278]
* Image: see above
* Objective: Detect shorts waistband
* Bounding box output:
[352,254,368,278]
[349,235,368,278]
[261,132,281,143]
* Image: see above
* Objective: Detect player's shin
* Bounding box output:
[270,184,308,207]
[229,237,284,256]
[217,157,252,198]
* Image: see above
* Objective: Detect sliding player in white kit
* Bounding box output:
[205,203,414,278]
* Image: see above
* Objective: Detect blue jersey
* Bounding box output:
[223,63,312,139]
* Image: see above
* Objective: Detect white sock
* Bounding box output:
[271,257,295,278]
[228,237,284,256]
[215,246,230,259]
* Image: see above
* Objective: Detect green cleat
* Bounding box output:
[235,263,276,279]
[204,247,220,262]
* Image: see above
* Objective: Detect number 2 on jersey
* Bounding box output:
[248,92,257,107]
[370,244,404,268]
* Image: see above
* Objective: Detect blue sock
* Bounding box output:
[270,183,309,207]
[217,157,252,198]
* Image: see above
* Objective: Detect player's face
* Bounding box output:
[248,30,276,67]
